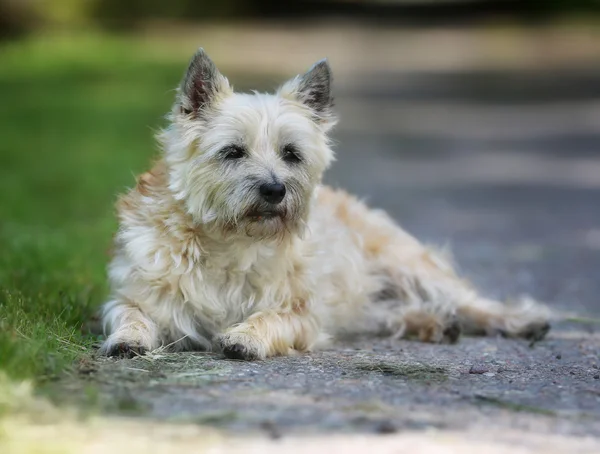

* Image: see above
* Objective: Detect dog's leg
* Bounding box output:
[99,299,160,358]
[217,305,321,360]
[375,245,551,343]
[455,296,551,341]
[383,293,550,344]
[381,259,551,343]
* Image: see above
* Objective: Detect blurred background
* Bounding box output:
[1,1,600,377]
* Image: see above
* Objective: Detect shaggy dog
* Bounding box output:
[100,48,550,360]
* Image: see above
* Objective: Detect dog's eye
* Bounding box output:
[282,144,302,164]
[221,145,246,160]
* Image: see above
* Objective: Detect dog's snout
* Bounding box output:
[259,182,286,205]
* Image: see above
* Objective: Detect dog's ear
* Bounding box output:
[178,48,231,116]
[281,59,336,129]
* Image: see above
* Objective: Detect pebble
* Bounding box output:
[483,372,496,377]
[469,365,489,374]
[260,421,282,440]
[594,375,600,380]
[556,354,562,360]
[375,420,397,434]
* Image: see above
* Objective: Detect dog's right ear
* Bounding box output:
[279,59,337,131]
[178,48,231,117]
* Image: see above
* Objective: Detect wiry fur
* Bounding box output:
[99,49,551,360]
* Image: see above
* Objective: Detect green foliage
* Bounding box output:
[0,35,182,381]
[91,0,247,30]
[1,0,598,38]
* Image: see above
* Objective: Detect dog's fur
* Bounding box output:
[99,49,551,360]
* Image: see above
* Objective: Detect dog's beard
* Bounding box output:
[199,197,306,242]
[237,202,306,240]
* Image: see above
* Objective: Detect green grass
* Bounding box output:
[0,34,187,381]
[564,316,600,325]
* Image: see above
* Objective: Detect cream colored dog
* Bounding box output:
[100,48,550,360]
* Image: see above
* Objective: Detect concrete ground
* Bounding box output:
[66,25,600,452]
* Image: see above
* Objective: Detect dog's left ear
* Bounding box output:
[281,59,336,129]
[178,48,231,117]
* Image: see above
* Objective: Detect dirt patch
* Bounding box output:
[353,360,448,383]
[473,395,557,416]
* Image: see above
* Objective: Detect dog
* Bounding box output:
[99,48,551,360]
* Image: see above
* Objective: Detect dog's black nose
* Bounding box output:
[259,182,286,205]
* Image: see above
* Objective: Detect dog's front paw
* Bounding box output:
[217,332,266,361]
[222,342,258,361]
[98,335,150,359]
[104,342,147,359]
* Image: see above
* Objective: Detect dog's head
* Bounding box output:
[160,48,336,240]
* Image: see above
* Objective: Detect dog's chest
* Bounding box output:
[178,242,290,328]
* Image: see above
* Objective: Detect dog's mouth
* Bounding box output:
[239,205,300,238]
[246,209,285,222]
